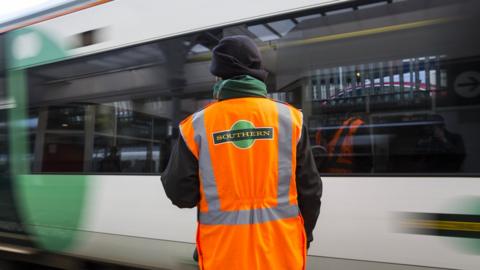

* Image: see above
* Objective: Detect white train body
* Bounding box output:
[1,0,479,269]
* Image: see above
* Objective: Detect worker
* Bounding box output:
[324,116,371,173]
[161,35,322,270]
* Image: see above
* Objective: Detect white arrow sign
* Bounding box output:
[454,71,480,98]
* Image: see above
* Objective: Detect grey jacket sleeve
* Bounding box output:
[296,124,323,247]
[161,136,200,208]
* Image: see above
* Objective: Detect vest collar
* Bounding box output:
[213,75,267,100]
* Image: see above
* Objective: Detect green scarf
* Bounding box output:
[213,75,267,100]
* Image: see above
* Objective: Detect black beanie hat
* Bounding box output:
[209,35,268,82]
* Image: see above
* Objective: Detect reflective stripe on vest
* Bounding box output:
[190,102,300,225]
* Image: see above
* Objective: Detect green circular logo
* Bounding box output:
[231,121,255,149]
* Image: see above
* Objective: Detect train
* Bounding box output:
[1,0,479,269]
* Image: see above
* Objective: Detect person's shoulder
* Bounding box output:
[180,101,218,125]
[270,99,303,129]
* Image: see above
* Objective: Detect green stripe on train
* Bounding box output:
[6,28,89,252]
[453,197,480,254]
[17,175,88,251]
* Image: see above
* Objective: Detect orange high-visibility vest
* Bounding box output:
[179,97,306,270]
[326,117,364,173]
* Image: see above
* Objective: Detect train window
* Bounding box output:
[27,36,215,174]
[227,0,480,175]
[25,0,480,176]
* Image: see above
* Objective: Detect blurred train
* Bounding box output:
[1,0,480,269]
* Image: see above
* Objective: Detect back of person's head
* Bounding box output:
[209,35,268,82]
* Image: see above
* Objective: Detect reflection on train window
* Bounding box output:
[25,24,218,174]
[46,106,85,130]
[42,134,85,172]
[304,54,475,174]
[236,0,480,175]
[25,0,480,175]
[28,98,209,174]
